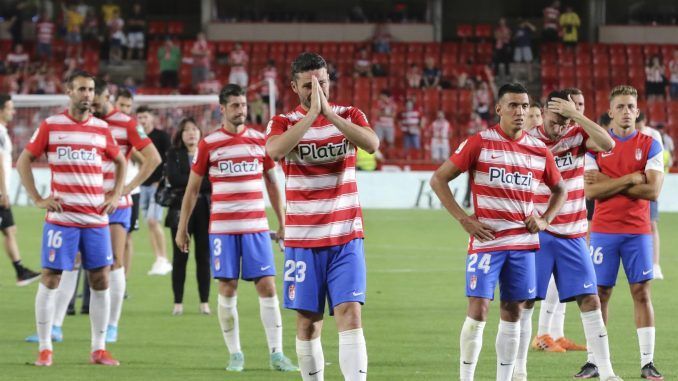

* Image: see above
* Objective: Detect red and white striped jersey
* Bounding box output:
[267,104,371,248]
[192,126,275,235]
[259,66,278,97]
[528,124,589,238]
[399,110,422,134]
[36,21,54,44]
[102,110,152,209]
[375,98,396,127]
[25,112,120,228]
[229,49,248,71]
[451,124,562,253]
[431,119,450,143]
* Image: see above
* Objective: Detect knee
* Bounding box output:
[42,270,61,289]
[631,285,652,305]
[597,287,613,302]
[89,273,109,290]
[255,277,276,298]
[297,316,322,340]
[524,299,536,309]
[334,302,362,330]
[578,294,601,312]
[467,297,490,321]
[499,301,522,322]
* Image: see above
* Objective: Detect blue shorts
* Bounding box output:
[209,232,276,281]
[283,239,366,315]
[535,232,597,302]
[590,232,654,287]
[650,201,658,221]
[109,207,132,231]
[465,250,536,301]
[41,222,113,271]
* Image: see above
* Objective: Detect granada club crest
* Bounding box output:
[635,148,642,161]
[288,284,296,301]
[469,275,477,290]
[214,258,221,271]
[48,249,56,263]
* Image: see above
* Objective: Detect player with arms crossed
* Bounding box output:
[583,85,664,381]
[175,84,297,373]
[16,70,127,366]
[430,83,567,381]
[515,90,621,381]
[266,52,379,381]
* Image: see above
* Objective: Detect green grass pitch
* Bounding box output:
[0,207,676,380]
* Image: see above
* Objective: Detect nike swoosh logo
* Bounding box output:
[462,361,473,365]
[352,291,364,296]
[642,352,652,356]
[491,154,502,159]
[500,362,512,366]
[359,370,367,374]
[643,269,652,275]
[601,152,613,157]
[309,370,323,375]
[223,328,234,333]
[260,265,271,271]
[598,334,607,338]
[106,255,113,261]
[528,288,536,293]
[546,310,553,314]
[583,283,593,288]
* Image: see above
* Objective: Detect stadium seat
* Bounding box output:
[474,24,493,40]
[148,21,166,36]
[456,24,473,39]
[167,21,185,35]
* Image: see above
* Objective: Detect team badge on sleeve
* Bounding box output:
[136,125,148,138]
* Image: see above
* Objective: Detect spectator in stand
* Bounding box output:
[62,58,78,82]
[126,3,146,60]
[399,98,423,159]
[466,111,489,136]
[159,37,181,88]
[6,44,29,73]
[62,3,84,60]
[430,111,451,162]
[525,100,543,130]
[82,9,100,42]
[492,17,512,78]
[353,48,372,78]
[3,73,21,95]
[248,92,266,125]
[406,63,422,88]
[645,55,667,100]
[513,19,536,81]
[668,50,678,99]
[191,32,211,90]
[101,0,120,24]
[35,11,55,63]
[372,23,392,53]
[421,56,442,89]
[198,71,221,95]
[123,76,137,94]
[374,89,397,150]
[559,6,581,47]
[542,0,561,42]
[27,66,61,94]
[473,81,492,122]
[254,60,278,124]
[3,1,27,47]
[657,124,674,163]
[228,42,249,87]
[108,8,126,64]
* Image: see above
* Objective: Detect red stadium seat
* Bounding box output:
[474,24,492,39]
[167,21,185,35]
[148,21,166,35]
[456,24,473,39]
[647,101,668,123]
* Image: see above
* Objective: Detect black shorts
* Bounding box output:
[0,207,15,229]
[586,199,595,221]
[129,193,140,232]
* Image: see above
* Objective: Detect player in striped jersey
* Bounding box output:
[515,90,621,381]
[175,84,297,373]
[430,83,567,381]
[16,70,127,366]
[266,52,379,381]
[92,78,161,343]
[583,86,664,381]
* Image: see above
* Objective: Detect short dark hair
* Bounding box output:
[637,112,645,123]
[530,100,542,109]
[94,77,108,95]
[116,88,133,100]
[380,89,391,97]
[0,94,11,109]
[497,82,528,101]
[218,84,246,105]
[290,52,327,80]
[546,90,569,103]
[65,70,95,87]
[173,117,202,149]
[598,113,612,127]
[136,105,153,114]
[563,87,583,96]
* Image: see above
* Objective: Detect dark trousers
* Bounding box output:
[160,70,179,88]
[169,196,211,304]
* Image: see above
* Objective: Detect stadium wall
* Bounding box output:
[10,169,678,211]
